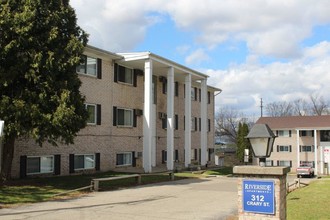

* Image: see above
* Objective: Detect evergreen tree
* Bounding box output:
[236,122,244,162]
[236,122,252,162]
[0,0,88,182]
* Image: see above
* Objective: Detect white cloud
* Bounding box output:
[176,45,191,55]
[165,0,330,58]
[185,49,210,65]
[71,0,330,57]
[71,0,164,51]
[70,0,330,116]
[303,41,330,60]
[206,41,330,115]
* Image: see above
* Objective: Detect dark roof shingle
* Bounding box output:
[256,115,330,130]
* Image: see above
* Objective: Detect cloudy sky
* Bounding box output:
[71,0,330,117]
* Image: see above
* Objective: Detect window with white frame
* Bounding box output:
[265,160,273,166]
[162,150,179,162]
[116,152,132,166]
[300,130,313,137]
[278,130,290,137]
[85,104,96,124]
[278,160,291,167]
[301,145,312,152]
[76,55,97,76]
[191,87,196,100]
[117,108,133,127]
[191,149,195,160]
[162,80,167,94]
[162,150,167,162]
[162,116,167,129]
[279,145,290,152]
[117,65,133,85]
[191,117,196,131]
[27,156,54,175]
[74,154,95,170]
[162,115,178,130]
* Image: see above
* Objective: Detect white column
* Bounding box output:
[151,105,156,167]
[314,129,318,175]
[320,146,324,175]
[184,74,191,167]
[296,129,300,168]
[143,59,153,173]
[167,67,174,171]
[200,78,207,166]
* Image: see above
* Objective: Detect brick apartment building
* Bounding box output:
[256,116,330,175]
[11,45,221,179]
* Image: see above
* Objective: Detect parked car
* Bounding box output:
[296,165,314,178]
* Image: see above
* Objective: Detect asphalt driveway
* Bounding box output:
[0,176,238,220]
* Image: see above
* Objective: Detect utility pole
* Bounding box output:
[260,98,263,117]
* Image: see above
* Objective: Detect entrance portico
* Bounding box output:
[118,52,214,173]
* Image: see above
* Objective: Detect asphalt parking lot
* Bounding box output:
[0,176,238,220]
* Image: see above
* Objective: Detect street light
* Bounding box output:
[246,124,276,167]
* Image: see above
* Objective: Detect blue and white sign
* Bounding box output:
[243,179,275,214]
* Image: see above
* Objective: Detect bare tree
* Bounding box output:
[265,101,293,117]
[309,94,329,115]
[292,99,311,116]
[264,94,329,117]
[215,107,249,144]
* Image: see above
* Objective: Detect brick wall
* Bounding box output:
[11,48,217,178]
[234,166,289,220]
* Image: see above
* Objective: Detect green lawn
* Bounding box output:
[0,171,181,207]
[0,167,233,207]
[4,167,329,219]
[287,179,330,220]
[203,166,233,176]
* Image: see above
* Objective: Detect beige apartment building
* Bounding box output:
[256,116,330,175]
[11,45,221,179]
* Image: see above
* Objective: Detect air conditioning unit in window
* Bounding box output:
[135,109,143,116]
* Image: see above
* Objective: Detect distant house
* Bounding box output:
[256,115,330,175]
[214,138,238,167]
